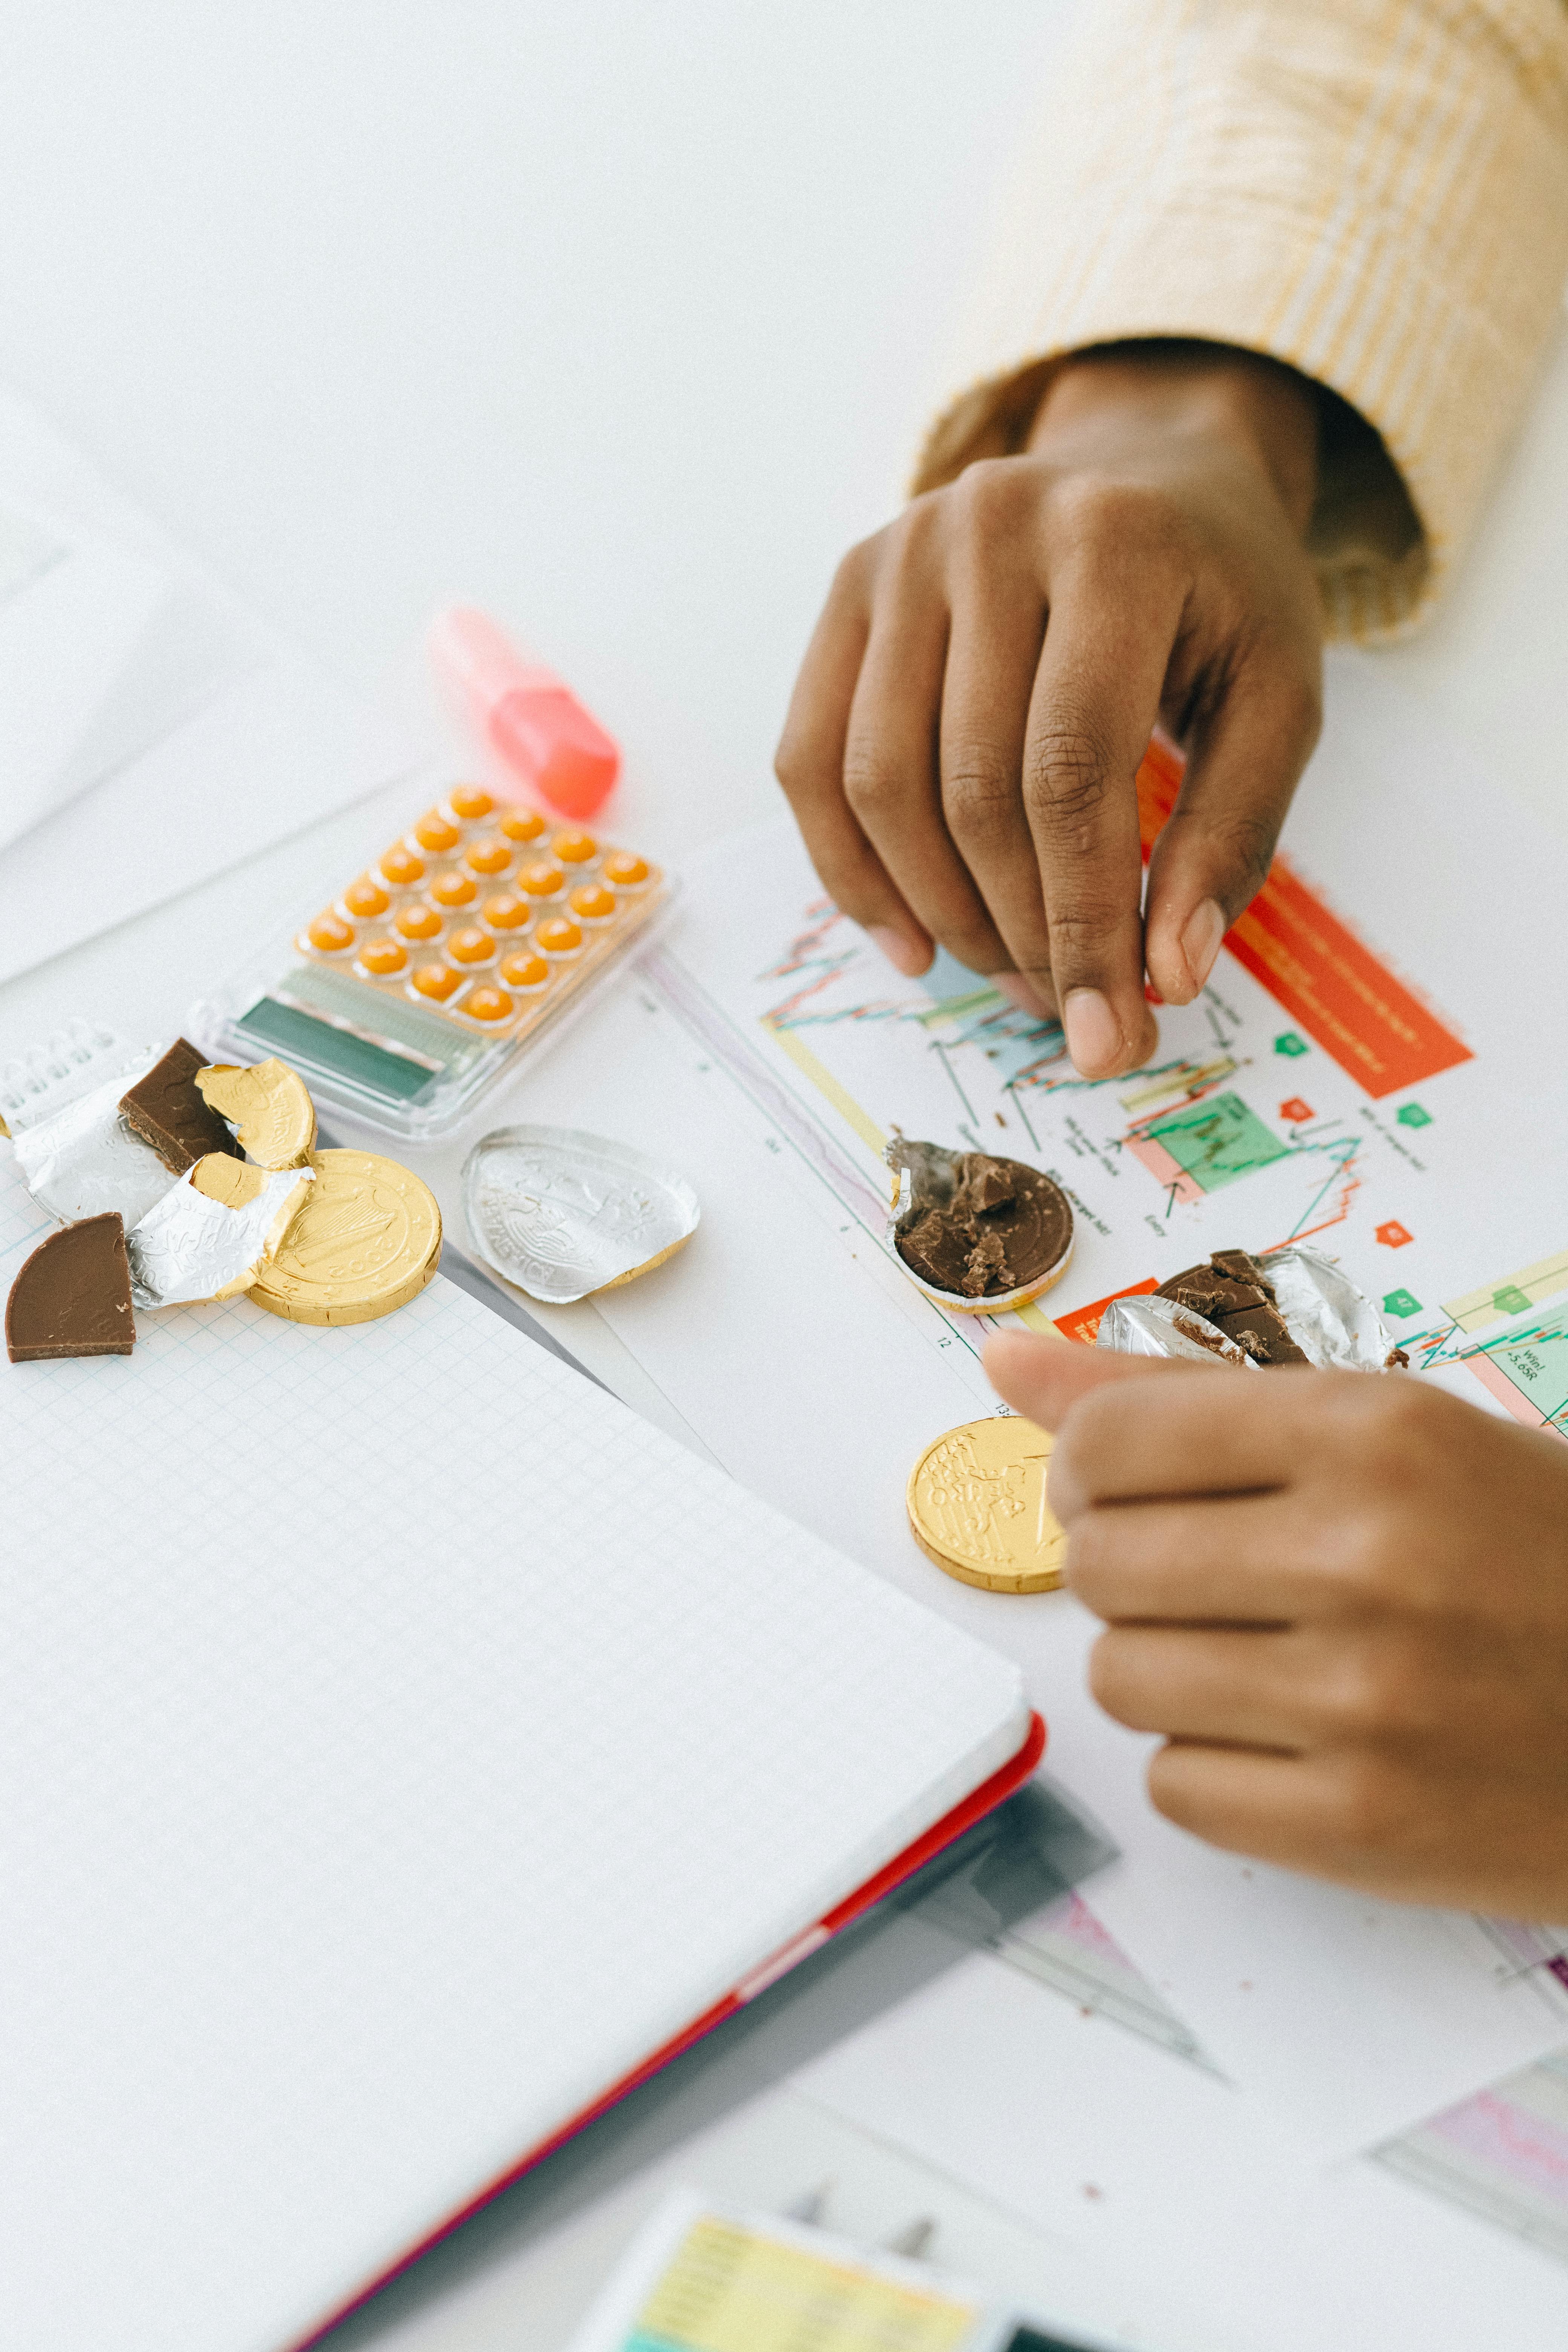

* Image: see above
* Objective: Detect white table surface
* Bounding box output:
[4,8,1568,2345]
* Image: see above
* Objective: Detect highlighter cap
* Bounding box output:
[429,606,621,821]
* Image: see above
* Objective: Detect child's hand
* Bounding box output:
[986,1331,1568,1922]
[775,343,1323,1078]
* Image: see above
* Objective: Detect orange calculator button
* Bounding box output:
[464,986,514,1023]
[463,836,513,876]
[358,937,408,976]
[447,926,496,965]
[410,962,462,1003]
[342,875,390,919]
[552,829,598,864]
[500,808,546,844]
[569,882,616,923]
[378,843,425,888]
[519,860,565,899]
[394,902,444,943]
[430,868,478,908]
[481,892,532,932]
[308,911,355,953]
[602,851,649,887]
[413,808,462,853]
[499,949,550,990]
[536,917,583,955]
[447,784,494,820]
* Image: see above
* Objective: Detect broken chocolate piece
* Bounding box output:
[1157,1253,1308,1366]
[5,1213,136,1362]
[119,1038,242,1176]
[888,1136,1073,1300]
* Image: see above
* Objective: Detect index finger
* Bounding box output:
[985,1326,1225,1428]
[1049,1368,1326,1521]
[1020,561,1174,1076]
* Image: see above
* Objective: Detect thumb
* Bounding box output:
[1143,653,1321,1006]
[984,1328,1204,1431]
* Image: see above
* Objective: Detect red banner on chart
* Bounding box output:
[1136,737,1472,1100]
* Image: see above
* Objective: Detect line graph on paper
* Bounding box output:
[640,818,1536,1348]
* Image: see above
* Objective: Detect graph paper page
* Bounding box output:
[0,1146,1026,2352]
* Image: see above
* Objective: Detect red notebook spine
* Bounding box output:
[291,1709,1047,2349]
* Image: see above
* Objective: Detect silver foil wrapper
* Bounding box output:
[1096,1246,1404,1372]
[8,1044,177,1228]
[127,1165,314,1308]
[462,1124,700,1305]
[1257,1244,1406,1372]
[1097,1292,1256,1368]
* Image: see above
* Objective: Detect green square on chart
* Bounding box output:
[1145,1092,1291,1193]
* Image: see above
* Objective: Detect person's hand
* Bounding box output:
[985,1331,1568,1921]
[775,342,1325,1078]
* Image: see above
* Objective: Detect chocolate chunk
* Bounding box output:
[6,1214,136,1362]
[1210,1247,1278,1300]
[120,1039,243,1175]
[1157,1251,1308,1366]
[891,1140,1073,1300]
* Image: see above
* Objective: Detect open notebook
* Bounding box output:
[0,1147,1036,2352]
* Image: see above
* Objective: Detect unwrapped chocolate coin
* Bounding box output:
[887,1135,1073,1313]
[462,1125,698,1305]
[127,1156,314,1308]
[195,1058,317,1170]
[906,1415,1066,1593]
[248,1148,441,1325]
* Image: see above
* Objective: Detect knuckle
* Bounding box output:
[1049,469,1181,554]
[1330,1377,1444,1494]
[841,747,910,826]
[1205,806,1281,906]
[829,533,879,602]
[1324,1754,1421,1854]
[1310,1639,1428,1742]
[949,454,1029,531]
[942,745,1021,848]
[1022,721,1117,833]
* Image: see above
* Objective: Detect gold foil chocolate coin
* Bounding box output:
[248,1149,441,1326]
[196,1058,318,1169]
[906,1415,1066,1594]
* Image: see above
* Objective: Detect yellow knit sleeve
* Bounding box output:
[914,0,1568,641]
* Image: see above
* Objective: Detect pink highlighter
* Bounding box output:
[430,606,621,821]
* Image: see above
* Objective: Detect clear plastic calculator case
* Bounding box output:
[194,785,673,1143]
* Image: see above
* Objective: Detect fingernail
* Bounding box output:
[1063,987,1122,1074]
[988,971,1055,1018]
[1180,899,1226,995]
[867,925,931,978]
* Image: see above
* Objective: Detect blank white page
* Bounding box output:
[0,1150,1026,2352]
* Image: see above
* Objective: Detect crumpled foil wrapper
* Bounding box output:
[462,1125,700,1305]
[1097,1292,1256,1368]
[9,1046,178,1228]
[127,1165,314,1308]
[1096,1246,1405,1372]
[1257,1244,1407,1372]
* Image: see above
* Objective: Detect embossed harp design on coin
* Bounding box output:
[906,1416,1066,1594]
[248,1148,441,1325]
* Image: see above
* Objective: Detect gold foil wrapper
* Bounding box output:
[906,1416,1066,1594]
[248,1148,441,1326]
[196,1058,317,1169]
